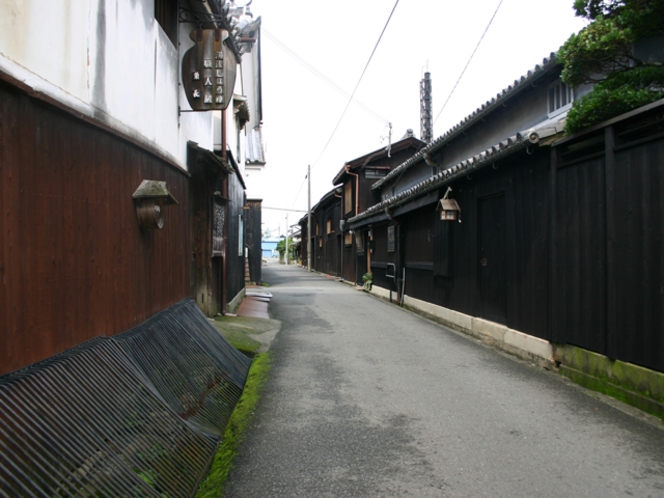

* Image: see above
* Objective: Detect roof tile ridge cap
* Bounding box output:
[372,53,557,192]
[372,139,436,189]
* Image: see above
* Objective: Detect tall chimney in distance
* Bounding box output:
[420,65,433,143]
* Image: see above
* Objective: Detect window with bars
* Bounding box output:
[548,80,574,117]
[365,167,387,179]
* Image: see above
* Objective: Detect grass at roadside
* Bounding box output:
[195,352,272,498]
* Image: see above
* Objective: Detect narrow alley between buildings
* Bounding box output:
[224,262,664,497]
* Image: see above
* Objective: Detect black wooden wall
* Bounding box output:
[402,149,551,339]
[400,106,664,372]
[552,111,664,371]
[246,200,262,284]
[226,171,246,304]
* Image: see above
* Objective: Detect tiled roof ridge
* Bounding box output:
[371,53,558,191]
[331,136,424,185]
[349,132,529,225]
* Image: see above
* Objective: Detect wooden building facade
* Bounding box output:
[0,79,191,375]
[350,100,664,374]
[0,0,263,375]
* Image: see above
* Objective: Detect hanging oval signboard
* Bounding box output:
[182,29,237,111]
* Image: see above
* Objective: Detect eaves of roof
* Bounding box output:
[298,186,343,226]
[332,136,425,185]
[371,54,558,191]
[349,134,530,227]
[311,186,342,214]
[188,140,235,176]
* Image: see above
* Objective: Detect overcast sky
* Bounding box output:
[246,0,588,236]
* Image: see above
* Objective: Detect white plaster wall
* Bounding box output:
[93,0,215,165]
[0,0,89,104]
[177,21,215,157]
[0,0,218,169]
[241,48,261,129]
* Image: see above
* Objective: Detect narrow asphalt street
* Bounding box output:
[224,262,664,497]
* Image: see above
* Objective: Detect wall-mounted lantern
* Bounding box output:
[132,180,179,230]
[438,187,461,222]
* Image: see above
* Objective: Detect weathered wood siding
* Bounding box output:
[403,149,551,339]
[552,111,664,371]
[399,106,664,372]
[0,82,190,375]
[226,171,246,304]
[246,200,262,284]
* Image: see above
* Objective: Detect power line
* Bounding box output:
[290,174,307,208]
[310,0,400,171]
[262,28,389,124]
[433,0,505,126]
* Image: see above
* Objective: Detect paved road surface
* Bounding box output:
[224,263,664,497]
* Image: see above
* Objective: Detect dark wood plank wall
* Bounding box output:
[400,108,664,372]
[552,145,607,351]
[341,243,356,282]
[226,172,246,304]
[246,200,262,284]
[312,210,323,272]
[0,83,190,375]
[371,224,389,289]
[609,122,664,370]
[323,203,341,276]
[403,208,434,266]
[402,150,551,340]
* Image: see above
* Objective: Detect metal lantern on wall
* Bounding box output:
[132,180,179,230]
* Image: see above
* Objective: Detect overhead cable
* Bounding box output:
[310,0,400,171]
[433,0,505,126]
[263,28,389,124]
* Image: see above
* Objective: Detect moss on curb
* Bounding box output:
[210,316,281,356]
[195,352,272,498]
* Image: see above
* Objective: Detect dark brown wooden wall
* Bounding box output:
[341,243,356,282]
[0,82,190,375]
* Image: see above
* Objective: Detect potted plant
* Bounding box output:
[361,272,373,291]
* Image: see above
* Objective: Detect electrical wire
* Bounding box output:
[291,174,307,209]
[433,0,505,126]
[288,0,400,208]
[262,28,389,125]
[310,0,400,171]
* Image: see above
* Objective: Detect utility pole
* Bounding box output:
[307,165,312,272]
